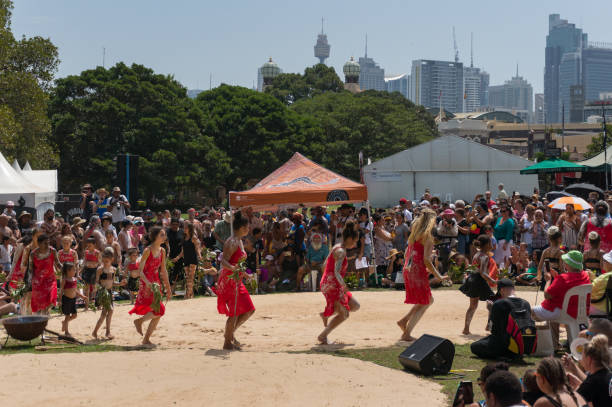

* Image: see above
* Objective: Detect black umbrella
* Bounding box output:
[546,191,573,201]
[564,183,604,200]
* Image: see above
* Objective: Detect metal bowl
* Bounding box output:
[2,315,49,341]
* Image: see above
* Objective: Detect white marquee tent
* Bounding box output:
[0,152,57,218]
[363,136,538,207]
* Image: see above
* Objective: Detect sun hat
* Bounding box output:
[603,250,612,265]
[386,248,402,260]
[18,211,31,219]
[102,212,113,220]
[420,200,430,206]
[71,217,86,227]
[562,250,583,270]
[442,208,455,217]
[112,186,121,192]
[133,217,144,224]
[223,212,232,223]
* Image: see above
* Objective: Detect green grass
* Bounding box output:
[0,336,153,355]
[302,344,542,403]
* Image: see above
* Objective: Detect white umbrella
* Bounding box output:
[547,196,592,211]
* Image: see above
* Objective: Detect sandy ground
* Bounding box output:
[0,289,537,406]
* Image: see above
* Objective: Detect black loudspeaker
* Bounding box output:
[398,334,455,376]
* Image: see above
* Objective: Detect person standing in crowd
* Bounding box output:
[2,201,16,218]
[392,212,410,253]
[461,234,498,335]
[186,208,202,238]
[455,208,470,256]
[583,231,604,277]
[130,227,172,346]
[166,218,184,292]
[17,211,33,234]
[399,198,413,224]
[579,201,612,253]
[520,204,536,255]
[317,221,361,345]
[214,212,255,350]
[173,222,201,299]
[530,209,549,253]
[38,209,61,249]
[109,186,130,229]
[213,212,232,251]
[84,215,105,250]
[493,206,515,268]
[397,209,449,342]
[28,234,60,315]
[497,183,508,201]
[95,188,110,218]
[372,213,392,282]
[79,183,96,222]
[436,208,458,275]
[557,203,581,250]
[358,207,373,261]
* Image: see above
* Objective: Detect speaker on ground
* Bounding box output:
[398,334,455,376]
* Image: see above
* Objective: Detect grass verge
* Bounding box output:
[302,344,542,403]
[0,336,152,355]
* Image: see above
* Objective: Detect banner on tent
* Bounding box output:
[369,171,402,182]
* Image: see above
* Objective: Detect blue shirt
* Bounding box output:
[494,217,515,242]
[306,244,329,263]
[96,197,110,218]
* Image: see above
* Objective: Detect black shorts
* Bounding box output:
[82,267,97,285]
[61,295,77,315]
[128,276,139,292]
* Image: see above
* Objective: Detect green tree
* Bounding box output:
[49,63,229,201]
[0,0,59,167]
[194,84,326,189]
[584,125,612,158]
[266,64,344,105]
[291,90,438,180]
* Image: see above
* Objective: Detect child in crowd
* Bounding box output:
[517,249,541,286]
[124,247,140,304]
[510,242,530,276]
[58,235,78,266]
[59,262,86,337]
[483,225,497,252]
[201,255,218,296]
[583,231,604,277]
[92,248,116,339]
[0,235,13,275]
[521,369,544,406]
[460,234,497,335]
[82,237,100,310]
[537,226,563,284]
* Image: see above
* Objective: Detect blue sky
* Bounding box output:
[11,0,612,93]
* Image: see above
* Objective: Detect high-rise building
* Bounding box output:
[384,74,410,98]
[488,72,533,122]
[544,14,587,123]
[410,60,464,113]
[581,46,612,102]
[358,56,385,91]
[463,67,489,112]
[313,18,330,65]
[535,93,545,123]
[559,51,582,121]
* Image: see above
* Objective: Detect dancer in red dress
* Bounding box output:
[317,222,361,345]
[7,233,32,289]
[129,227,171,346]
[397,209,449,342]
[215,212,255,350]
[28,234,61,314]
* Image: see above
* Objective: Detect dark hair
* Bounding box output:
[455,208,465,217]
[483,224,493,233]
[252,227,262,236]
[342,221,358,242]
[127,247,138,256]
[86,237,96,245]
[121,220,131,228]
[479,362,509,383]
[533,249,542,262]
[170,217,180,225]
[372,213,381,222]
[37,233,49,244]
[232,211,248,231]
[185,222,195,239]
[478,201,489,212]
[522,369,539,393]
[589,318,612,342]
[62,261,75,278]
[536,357,578,407]
[102,247,114,259]
[1,235,9,243]
[484,371,523,406]
[148,226,164,245]
[474,234,491,250]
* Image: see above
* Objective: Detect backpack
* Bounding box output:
[505,299,537,356]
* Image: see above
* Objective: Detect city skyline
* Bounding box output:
[10,1,612,94]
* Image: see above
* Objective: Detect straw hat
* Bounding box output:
[96,187,108,195]
[386,248,402,260]
[18,210,32,220]
[71,217,86,227]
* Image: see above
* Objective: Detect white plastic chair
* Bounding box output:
[552,284,592,344]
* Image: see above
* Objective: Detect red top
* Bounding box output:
[128,262,139,271]
[584,221,612,253]
[541,270,591,318]
[84,250,98,263]
[59,249,76,264]
[63,277,77,289]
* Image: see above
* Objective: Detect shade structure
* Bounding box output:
[548,196,592,211]
[564,183,604,200]
[520,158,587,174]
[229,152,368,209]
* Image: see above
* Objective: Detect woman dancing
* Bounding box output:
[215,212,255,350]
[129,227,172,346]
[397,209,449,342]
[317,221,361,345]
[29,233,61,315]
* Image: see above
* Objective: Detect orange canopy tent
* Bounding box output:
[229,152,368,209]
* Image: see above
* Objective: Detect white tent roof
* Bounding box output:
[364,135,534,172]
[578,145,612,167]
[11,159,20,171]
[0,152,48,194]
[0,151,56,210]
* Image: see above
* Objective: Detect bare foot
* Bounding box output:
[134,319,143,336]
[232,337,242,347]
[397,320,406,333]
[61,320,67,332]
[401,333,417,342]
[223,341,235,351]
[92,331,98,339]
[462,329,471,335]
[106,333,115,340]
[319,312,329,327]
[317,333,328,345]
[142,341,156,348]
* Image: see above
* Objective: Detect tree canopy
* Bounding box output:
[49,63,229,201]
[0,0,59,167]
[584,125,612,159]
[265,64,344,105]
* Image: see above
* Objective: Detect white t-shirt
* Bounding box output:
[109,194,129,223]
[402,208,413,223]
[0,244,13,264]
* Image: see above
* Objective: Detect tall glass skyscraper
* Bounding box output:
[358,56,385,91]
[544,14,587,123]
[384,74,410,98]
[463,67,489,112]
[411,60,464,113]
[582,47,612,102]
[559,51,582,121]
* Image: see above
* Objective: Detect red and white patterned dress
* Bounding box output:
[31,248,58,313]
[403,241,432,305]
[320,247,352,317]
[9,251,24,289]
[129,250,165,317]
[58,249,77,265]
[214,247,255,317]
